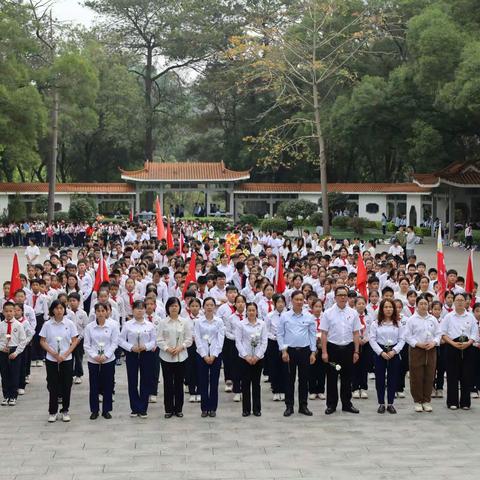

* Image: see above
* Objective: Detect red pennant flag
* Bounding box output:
[465,250,475,294]
[183,251,197,297]
[166,217,174,249]
[274,252,286,293]
[155,196,165,240]
[93,257,110,293]
[437,224,447,302]
[8,253,22,300]
[356,250,368,299]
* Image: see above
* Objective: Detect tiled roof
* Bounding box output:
[234,183,430,193]
[413,161,480,187]
[120,161,250,182]
[0,183,135,194]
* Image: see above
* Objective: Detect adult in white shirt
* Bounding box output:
[194,297,225,417]
[235,302,268,416]
[25,238,40,264]
[39,300,79,423]
[388,240,404,260]
[440,293,478,410]
[83,303,119,419]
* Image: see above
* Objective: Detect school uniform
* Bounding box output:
[26,295,44,364]
[235,319,268,415]
[145,312,162,397]
[83,319,119,415]
[440,311,478,408]
[194,316,225,413]
[265,310,287,395]
[119,319,156,415]
[308,315,326,397]
[225,311,244,394]
[217,303,236,385]
[185,311,201,397]
[66,308,90,379]
[157,317,193,415]
[369,321,405,406]
[39,317,78,415]
[351,312,373,394]
[0,319,27,402]
[16,317,34,391]
[404,313,441,405]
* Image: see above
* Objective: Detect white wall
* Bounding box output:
[55,194,71,212]
[358,194,387,221]
[298,193,321,204]
[0,194,8,217]
[406,194,422,227]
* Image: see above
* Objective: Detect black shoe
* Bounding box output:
[253,411,261,417]
[387,405,397,414]
[325,407,336,415]
[175,412,184,418]
[299,407,313,416]
[102,412,112,419]
[342,406,360,414]
[283,407,294,417]
[90,412,99,420]
[201,411,208,418]
[208,411,216,417]
[164,413,173,418]
[377,405,386,414]
[242,411,250,417]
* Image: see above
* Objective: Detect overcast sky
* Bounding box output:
[52,0,97,26]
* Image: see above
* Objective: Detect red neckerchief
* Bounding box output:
[6,320,13,335]
[128,292,134,306]
[408,305,415,314]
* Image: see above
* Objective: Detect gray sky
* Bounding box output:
[52,0,97,26]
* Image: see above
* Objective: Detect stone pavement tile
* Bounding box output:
[244,469,302,479]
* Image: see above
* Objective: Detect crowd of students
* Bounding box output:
[0,221,479,423]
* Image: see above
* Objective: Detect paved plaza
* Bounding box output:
[0,242,479,480]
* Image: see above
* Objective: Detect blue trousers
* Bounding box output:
[88,361,115,414]
[126,351,154,414]
[374,352,400,405]
[197,354,222,412]
[152,349,161,396]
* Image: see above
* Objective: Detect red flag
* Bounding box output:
[129,208,133,222]
[465,250,475,294]
[93,257,110,293]
[183,252,197,297]
[437,224,447,302]
[166,217,174,249]
[356,250,368,299]
[155,196,165,240]
[8,253,22,300]
[274,252,286,293]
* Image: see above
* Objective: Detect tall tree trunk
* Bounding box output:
[47,88,59,224]
[312,83,329,234]
[144,46,154,162]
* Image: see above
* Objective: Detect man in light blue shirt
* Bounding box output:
[277,290,317,417]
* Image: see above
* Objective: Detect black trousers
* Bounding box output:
[46,359,73,414]
[268,340,286,394]
[285,346,310,409]
[161,359,186,414]
[309,350,326,394]
[445,344,474,408]
[326,342,354,410]
[72,339,84,377]
[473,347,480,392]
[32,315,45,361]
[434,344,446,391]
[185,344,199,395]
[0,348,21,399]
[151,348,161,396]
[351,343,371,391]
[396,344,409,392]
[241,358,263,414]
[88,361,115,414]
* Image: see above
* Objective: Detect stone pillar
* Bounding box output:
[448,187,455,240]
[135,188,140,213]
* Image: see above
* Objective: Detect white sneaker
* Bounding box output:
[279,393,285,401]
[471,391,479,398]
[233,393,241,402]
[273,393,280,401]
[397,391,406,398]
[437,389,444,398]
[368,373,375,380]
[8,398,16,406]
[449,405,457,410]
[25,376,30,384]
[352,390,360,399]
[48,414,57,423]
[414,403,423,412]
[17,389,25,396]
[196,395,201,402]
[309,393,317,400]
[112,395,115,402]
[149,395,157,403]
[225,384,233,393]
[98,394,103,402]
[189,395,196,403]
[1,399,8,406]
[360,390,368,399]
[62,412,71,422]
[74,377,82,385]
[184,385,189,393]
[462,406,471,410]
[318,393,326,400]
[37,360,44,367]
[422,403,433,412]
[31,361,37,368]
[431,389,437,398]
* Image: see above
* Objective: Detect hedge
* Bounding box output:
[239,214,259,226]
[332,216,350,228]
[414,226,432,237]
[260,218,288,232]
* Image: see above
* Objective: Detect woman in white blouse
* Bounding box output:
[235,302,268,417]
[83,303,120,420]
[369,299,405,414]
[118,300,156,418]
[194,297,225,417]
[157,297,193,418]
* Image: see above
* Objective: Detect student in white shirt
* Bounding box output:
[14,303,34,395]
[25,238,40,264]
[194,297,225,417]
[83,302,119,420]
[39,300,79,423]
[235,302,268,416]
